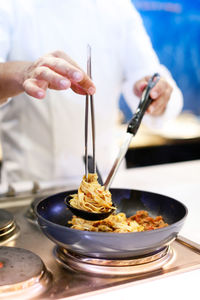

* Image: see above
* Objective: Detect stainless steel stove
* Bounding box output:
[0,189,200,300]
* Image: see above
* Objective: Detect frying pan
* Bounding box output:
[35,188,187,259]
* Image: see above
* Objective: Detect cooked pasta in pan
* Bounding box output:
[68,173,168,233]
[69,212,144,233]
[68,210,168,233]
[69,173,115,213]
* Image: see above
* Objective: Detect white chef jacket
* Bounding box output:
[0,0,183,186]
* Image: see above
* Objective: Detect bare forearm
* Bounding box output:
[0,61,31,104]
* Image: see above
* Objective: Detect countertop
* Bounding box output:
[79,160,200,300]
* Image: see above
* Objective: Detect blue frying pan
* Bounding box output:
[35,188,187,259]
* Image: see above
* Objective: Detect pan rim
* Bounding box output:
[34,188,188,236]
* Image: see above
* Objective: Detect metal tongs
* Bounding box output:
[104,73,160,190]
[85,45,96,181]
[65,45,115,221]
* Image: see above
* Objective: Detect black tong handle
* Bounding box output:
[127,73,160,135]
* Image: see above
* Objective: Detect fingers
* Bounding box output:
[133,77,148,98]
[39,56,84,82]
[133,76,173,116]
[147,78,172,116]
[33,66,71,90]
[40,52,96,95]
[23,78,48,99]
[23,50,96,99]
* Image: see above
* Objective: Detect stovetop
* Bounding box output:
[0,193,200,300]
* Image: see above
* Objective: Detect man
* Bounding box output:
[0,0,183,186]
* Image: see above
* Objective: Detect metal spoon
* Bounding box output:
[64,195,115,221]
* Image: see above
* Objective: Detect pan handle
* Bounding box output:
[127,73,160,135]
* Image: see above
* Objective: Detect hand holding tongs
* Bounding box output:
[104,73,160,190]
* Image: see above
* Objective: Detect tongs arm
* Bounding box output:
[85,45,96,181]
[104,73,160,190]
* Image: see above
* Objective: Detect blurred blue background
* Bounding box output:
[120,0,200,121]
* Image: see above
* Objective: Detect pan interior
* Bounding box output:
[36,188,187,228]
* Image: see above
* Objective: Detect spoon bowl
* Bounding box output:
[64,195,115,221]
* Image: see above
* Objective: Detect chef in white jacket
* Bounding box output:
[0,0,183,186]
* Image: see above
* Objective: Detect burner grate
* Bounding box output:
[0,209,20,245]
[0,247,52,299]
[54,246,174,276]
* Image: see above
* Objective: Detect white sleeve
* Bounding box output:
[0,0,14,62]
[120,0,183,128]
[0,0,15,106]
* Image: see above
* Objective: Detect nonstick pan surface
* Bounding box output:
[35,188,187,258]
